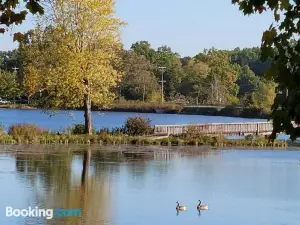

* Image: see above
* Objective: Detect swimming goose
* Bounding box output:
[176,201,187,211]
[197,200,209,210]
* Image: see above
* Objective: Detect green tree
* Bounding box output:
[131,41,155,62]
[231,47,260,66]
[152,46,184,99]
[0,50,23,74]
[237,65,261,106]
[23,0,124,134]
[132,42,184,99]
[201,49,240,105]
[233,0,300,140]
[179,58,210,104]
[120,50,158,101]
[251,80,276,112]
[0,70,20,99]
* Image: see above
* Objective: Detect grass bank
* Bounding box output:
[0,117,287,148]
[0,133,287,148]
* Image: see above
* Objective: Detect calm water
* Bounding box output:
[0,109,265,131]
[0,145,299,225]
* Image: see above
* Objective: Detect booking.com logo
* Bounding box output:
[6,206,82,220]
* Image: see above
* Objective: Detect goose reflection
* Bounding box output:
[198,209,201,216]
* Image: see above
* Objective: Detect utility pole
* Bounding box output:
[158,66,166,104]
[12,66,19,73]
[12,66,19,105]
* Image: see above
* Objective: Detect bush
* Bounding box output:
[245,134,255,141]
[69,124,96,135]
[124,116,153,136]
[8,123,44,143]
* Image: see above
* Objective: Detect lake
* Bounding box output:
[0,109,266,131]
[0,145,299,225]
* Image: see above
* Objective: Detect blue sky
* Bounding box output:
[0,0,273,57]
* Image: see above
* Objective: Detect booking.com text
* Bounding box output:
[6,206,82,220]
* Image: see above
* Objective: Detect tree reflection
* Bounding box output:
[13,145,220,225]
[15,146,113,225]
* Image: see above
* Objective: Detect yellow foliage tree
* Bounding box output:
[23,0,124,134]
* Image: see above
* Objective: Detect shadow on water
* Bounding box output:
[11,145,219,225]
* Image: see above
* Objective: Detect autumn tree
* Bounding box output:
[23,0,124,134]
[233,0,300,140]
[120,50,158,101]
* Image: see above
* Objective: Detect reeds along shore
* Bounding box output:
[0,124,287,148]
[0,134,288,148]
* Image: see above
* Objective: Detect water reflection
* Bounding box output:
[14,147,112,225]
[10,146,215,225]
[10,146,216,225]
[4,146,299,225]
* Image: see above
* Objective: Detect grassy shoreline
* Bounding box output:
[0,133,288,148]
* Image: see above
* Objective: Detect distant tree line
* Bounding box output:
[0,41,276,111]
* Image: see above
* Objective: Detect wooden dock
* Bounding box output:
[154,122,274,136]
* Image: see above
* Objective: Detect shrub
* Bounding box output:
[124,116,153,136]
[245,134,255,141]
[69,124,96,135]
[8,123,44,143]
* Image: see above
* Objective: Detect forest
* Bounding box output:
[0,41,275,111]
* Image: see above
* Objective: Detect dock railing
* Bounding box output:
[154,122,274,136]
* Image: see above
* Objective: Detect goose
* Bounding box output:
[197,200,209,210]
[176,201,187,211]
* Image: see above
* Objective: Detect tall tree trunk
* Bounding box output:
[84,78,92,135]
[84,94,92,135]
